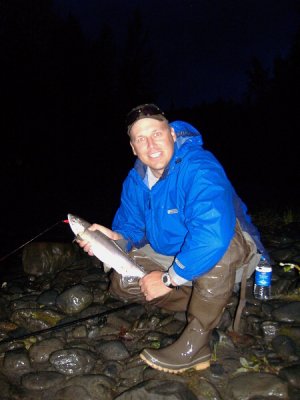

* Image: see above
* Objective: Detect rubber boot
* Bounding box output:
[140,295,227,374]
[140,220,251,374]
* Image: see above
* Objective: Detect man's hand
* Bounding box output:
[139,271,173,301]
[77,224,123,256]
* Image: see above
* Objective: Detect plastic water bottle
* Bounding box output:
[253,256,272,300]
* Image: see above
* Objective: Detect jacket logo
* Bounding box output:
[167,209,178,214]
[175,258,185,269]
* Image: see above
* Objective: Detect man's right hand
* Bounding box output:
[77,224,123,256]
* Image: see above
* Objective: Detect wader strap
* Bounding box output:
[233,252,256,332]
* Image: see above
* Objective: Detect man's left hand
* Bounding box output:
[139,271,173,301]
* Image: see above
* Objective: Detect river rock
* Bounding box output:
[71,324,88,338]
[37,289,59,306]
[271,335,298,360]
[190,377,222,400]
[104,362,124,381]
[226,372,289,399]
[56,284,94,315]
[3,349,32,379]
[0,374,10,398]
[22,242,80,277]
[10,295,39,311]
[95,340,130,361]
[272,302,300,323]
[11,308,64,331]
[21,371,65,390]
[55,385,93,400]
[49,348,96,375]
[64,374,114,399]
[279,326,300,345]
[279,364,300,389]
[115,379,198,399]
[260,320,280,341]
[29,337,65,363]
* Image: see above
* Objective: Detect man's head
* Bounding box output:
[126,104,176,178]
[126,103,168,135]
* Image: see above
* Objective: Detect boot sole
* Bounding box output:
[140,353,210,374]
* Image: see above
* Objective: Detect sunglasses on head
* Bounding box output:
[126,104,165,127]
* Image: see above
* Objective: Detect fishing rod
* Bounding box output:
[0,219,69,263]
[0,302,136,348]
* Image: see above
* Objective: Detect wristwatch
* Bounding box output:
[162,272,177,289]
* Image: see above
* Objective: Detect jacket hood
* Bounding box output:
[170,120,203,148]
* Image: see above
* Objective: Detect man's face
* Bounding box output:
[129,118,176,178]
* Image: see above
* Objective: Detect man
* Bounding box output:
[79,103,267,374]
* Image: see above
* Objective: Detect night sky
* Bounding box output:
[1,0,299,260]
[54,0,300,106]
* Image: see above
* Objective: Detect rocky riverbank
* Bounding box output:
[0,217,299,399]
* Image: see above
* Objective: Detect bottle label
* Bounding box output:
[255,266,272,286]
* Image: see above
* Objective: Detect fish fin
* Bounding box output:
[103,263,112,273]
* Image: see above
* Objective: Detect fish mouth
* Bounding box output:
[68,214,90,235]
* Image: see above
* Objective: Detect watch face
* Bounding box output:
[162,273,170,286]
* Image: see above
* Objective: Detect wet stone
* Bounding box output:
[270,247,298,262]
[95,340,130,361]
[52,265,91,289]
[272,278,295,296]
[114,379,198,400]
[81,272,107,284]
[78,303,109,319]
[65,374,115,399]
[102,360,124,380]
[71,324,87,338]
[272,301,300,323]
[143,331,165,342]
[120,303,147,320]
[49,348,96,375]
[29,337,65,363]
[242,302,261,317]
[22,242,80,277]
[3,349,32,379]
[37,289,59,306]
[0,221,299,399]
[55,385,93,400]
[0,374,11,398]
[56,284,94,315]
[21,371,65,390]
[245,315,261,335]
[190,377,222,400]
[9,295,39,311]
[119,364,145,383]
[210,362,225,377]
[279,326,300,345]
[90,287,107,302]
[11,308,64,331]
[261,321,280,341]
[226,372,289,400]
[279,364,300,389]
[261,302,273,318]
[271,335,298,361]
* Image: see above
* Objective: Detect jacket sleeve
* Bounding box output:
[112,173,147,249]
[169,158,236,283]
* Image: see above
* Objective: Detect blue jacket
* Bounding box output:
[112,121,265,282]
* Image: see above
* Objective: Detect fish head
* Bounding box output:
[67,214,91,236]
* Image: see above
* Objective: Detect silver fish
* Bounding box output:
[67,214,145,278]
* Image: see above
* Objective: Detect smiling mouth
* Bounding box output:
[149,152,161,158]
